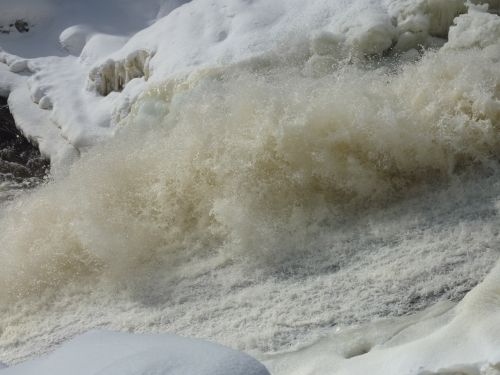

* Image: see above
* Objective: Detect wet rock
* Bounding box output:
[0,97,49,181]
[14,20,29,33]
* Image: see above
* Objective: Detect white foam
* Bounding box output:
[2,1,500,374]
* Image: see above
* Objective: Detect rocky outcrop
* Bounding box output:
[0,97,49,180]
[0,19,31,34]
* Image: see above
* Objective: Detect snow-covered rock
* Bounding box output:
[0,331,270,375]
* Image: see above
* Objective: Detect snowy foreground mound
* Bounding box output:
[0,331,269,375]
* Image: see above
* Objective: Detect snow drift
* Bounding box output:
[0,331,269,375]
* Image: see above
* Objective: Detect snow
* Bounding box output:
[0,331,270,375]
[0,0,184,172]
[0,0,486,173]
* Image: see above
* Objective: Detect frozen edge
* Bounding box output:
[0,61,79,174]
[266,262,500,375]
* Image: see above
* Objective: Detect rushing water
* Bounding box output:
[2,44,500,365]
[2,2,500,371]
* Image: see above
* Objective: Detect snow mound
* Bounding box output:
[0,331,270,375]
[59,25,95,56]
[1,0,493,172]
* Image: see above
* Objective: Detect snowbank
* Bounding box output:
[0,0,184,171]
[0,331,269,375]
[0,0,492,172]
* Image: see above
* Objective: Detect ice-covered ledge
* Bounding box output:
[0,62,79,174]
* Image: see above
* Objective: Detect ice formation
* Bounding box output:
[2,1,500,375]
[88,50,152,96]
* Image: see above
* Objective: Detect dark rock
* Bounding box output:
[0,97,49,180]
[14,20,29,33]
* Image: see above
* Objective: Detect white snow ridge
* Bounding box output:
[2,0,500,375]
[1,331,270,375]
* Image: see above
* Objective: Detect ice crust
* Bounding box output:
[267,262,500,374]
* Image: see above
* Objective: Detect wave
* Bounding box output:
[2,16,500,296]
[2,2,500,363]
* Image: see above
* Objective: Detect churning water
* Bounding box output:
[2,4,500,368]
